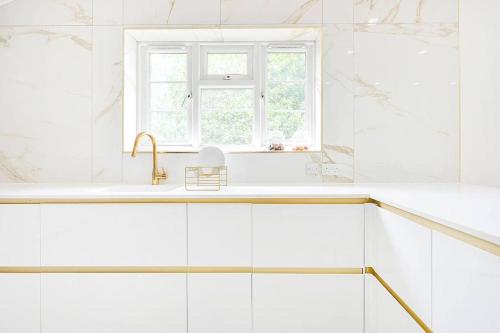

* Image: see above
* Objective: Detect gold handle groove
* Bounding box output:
[0,266,363,274]
[366,267,433,333]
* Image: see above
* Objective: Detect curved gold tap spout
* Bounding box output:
[131,132,167,185]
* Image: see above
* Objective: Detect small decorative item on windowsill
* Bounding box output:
[268,131,285,151]
[269,143,285,151]
[185,147,228,191]
[291,130,309,152]
[292,145,309,152]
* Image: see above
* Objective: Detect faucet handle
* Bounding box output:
[152,169,167,185]
[160,168,167,179]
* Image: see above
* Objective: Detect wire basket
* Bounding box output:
[185,166,227,191]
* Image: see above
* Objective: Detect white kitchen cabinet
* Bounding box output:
[41,273,187,333]
[432,232,500,333]
[0,204,40,266]
[0,274,40,333]
[41,204,186,266]
[253,204,364,267]
[365,204,432,326]
[188,204,251,266]
[253,274,364,333]
[188,274,251,333]
[365,274,422,333]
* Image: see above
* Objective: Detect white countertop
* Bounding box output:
[0,183,370,199]
[0,183,499,246]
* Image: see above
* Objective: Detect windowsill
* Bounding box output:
[123,146,321,154]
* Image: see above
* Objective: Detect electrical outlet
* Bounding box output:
[322,164,340,176]
[306,163,320,176]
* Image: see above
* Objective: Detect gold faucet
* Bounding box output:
[131,132,167,185]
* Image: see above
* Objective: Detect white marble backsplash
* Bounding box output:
[0,26,92,182]
[0,0,92,25]
[460,0,500,187]
[322,24,355,182]
[124,0,221,25]
[221,0,322,25]
[354,23,459,182]
[0,0,460,184]
[354,0,458,24]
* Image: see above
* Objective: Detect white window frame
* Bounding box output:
[137,41,317,152]
[138,43,193,146]
[261,43,316,147]
[200,44,254,81]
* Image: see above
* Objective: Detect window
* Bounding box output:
[136,39,319,152]
[146,49,191,145]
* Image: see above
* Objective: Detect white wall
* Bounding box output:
[460,0,500,187]
[0,0,460,184]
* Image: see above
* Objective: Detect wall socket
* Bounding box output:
[322,164,340,176]
[306,163,321,176]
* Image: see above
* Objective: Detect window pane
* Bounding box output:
[150,83,189,111]
[150,53,187,82]
[207,53,248,75]
[150,111,188,144]
[267,110,306,143]
[200,89,254,145]
[267,82,305,112]
[267,52,306,81]
[266,51,308,145]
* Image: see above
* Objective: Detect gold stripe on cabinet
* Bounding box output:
[365,267,432,333]
[0,198,371,204]
[0,266,363,274]
[372,200,500,257]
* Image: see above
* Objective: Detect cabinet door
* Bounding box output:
[432,232,500,332]
[188,204,251,266]
[365,204,432,326]
[0,204,40,265]
[253,274,363,333]
[253,204,364,267]
[188,274,251,333]
[0,274,40,333]
[365,274,421,333]
[41,273,187,333]
[41,204,186,266]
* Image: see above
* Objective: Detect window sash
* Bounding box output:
[261,44,315,146]
[139,44,193,146]
[138,41,316,151]
[200,45,254,81]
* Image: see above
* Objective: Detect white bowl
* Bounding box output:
[195,146,226,167]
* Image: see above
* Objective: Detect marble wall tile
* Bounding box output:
[0,0,463,184]
[323,0,353,23]
[354,0,458,24]
[0,0,91,25]
[226,152,322,183]
[322,24,354,182]
[93,0,123,25]
[92,26,123,182]
[123,152,323,184]
[221,0,322,24]
[0,26,92,182]
[460,0,500,187]
[124,0,221,25]
[354,23,459,182]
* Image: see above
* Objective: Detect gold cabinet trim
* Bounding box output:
[0,197,370,204]
[0,265,427,331]
[2,196,497,257]
[0,266,363,274]
[366,266,433,333]
[372,200,500,257]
